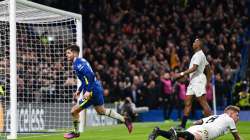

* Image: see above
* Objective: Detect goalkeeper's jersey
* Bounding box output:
[73,57,102,94]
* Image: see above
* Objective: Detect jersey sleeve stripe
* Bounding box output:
[230,128,237,132]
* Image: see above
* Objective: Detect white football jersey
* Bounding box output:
[201,114,237,139]
[189,50,208,84]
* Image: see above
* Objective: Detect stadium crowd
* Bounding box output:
[78,0,249,111]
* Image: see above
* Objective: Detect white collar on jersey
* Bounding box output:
[73,57,77,63]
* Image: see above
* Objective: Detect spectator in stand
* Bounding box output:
[206,82,213,108]
[175,77,187,120]
[215,73,226,109]
[237,81,250,109]
[145,79,161,109]
[119,97,149,122]
[126,75,144,107]
[170,46,180,70]
[160,72,174,120]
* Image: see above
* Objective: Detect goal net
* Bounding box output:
[0,0,82,139]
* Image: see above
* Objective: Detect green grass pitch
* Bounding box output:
[17,121,250,140]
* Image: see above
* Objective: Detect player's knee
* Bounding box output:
[71,107,81,116]
[203,106,211,112]
[200,103,212,115]
[97,111,106,116]
[199,98,210,108]
[96,109,106,115]
[97,111,105,115]
[95,106,106,115]
[71,110,76,116]
[185,101,192,108]
[71,109,79,115]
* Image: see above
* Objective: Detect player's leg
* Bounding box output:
[92,85,133,133]
[71,104,82,132]
[180,95,193,129]
[64,104,82,139]
[92,87,126,122]
[177,131,196,140]
[94,105,133,133]
[148,127,177,140]
[95,105,125,122]
[148,126,198,140]
[64,98,92,139]
[197,95,212,116]
[195,80,212,117]
[185,125,204,140]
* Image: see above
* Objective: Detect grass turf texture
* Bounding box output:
[16,121,250,140]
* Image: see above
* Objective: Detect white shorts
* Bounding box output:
[186,125,209,140]
[187,74,207,97]
[186,83,206,97]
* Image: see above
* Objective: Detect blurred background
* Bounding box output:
[26,0,250,121]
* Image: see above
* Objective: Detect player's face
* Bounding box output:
[192,39,200,50]
[231,111,239,123]
[66,49,75,61]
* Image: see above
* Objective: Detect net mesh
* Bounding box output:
[0,0,80,138]
[0,2,9,139]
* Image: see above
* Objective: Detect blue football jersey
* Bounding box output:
[73,57,101,93]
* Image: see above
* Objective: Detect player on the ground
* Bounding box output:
[148,105,241,140]
[174,38,212,129]
[64,44,133,139]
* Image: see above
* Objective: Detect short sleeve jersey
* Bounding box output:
[189,50,208,83]
[201,114,237,139]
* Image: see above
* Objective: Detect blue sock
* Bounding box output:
[181,115,188,128]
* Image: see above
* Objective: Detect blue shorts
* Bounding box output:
[78,86,104,109]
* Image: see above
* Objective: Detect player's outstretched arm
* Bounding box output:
[231,132,241,140]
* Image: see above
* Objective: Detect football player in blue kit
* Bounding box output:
[64,44,133,139]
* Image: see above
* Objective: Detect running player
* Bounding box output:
[64,44,133,139]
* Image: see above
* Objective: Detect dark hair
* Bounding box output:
[195,37,204,48]
[65,44,80,53]
[199,38,204,48]
[224,105,240,113]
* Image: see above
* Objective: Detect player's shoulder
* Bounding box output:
[219,113,234,122]
[74,58,88,69]
[206,114,220,120]
[217,113,227,118]
[75,58,88,64]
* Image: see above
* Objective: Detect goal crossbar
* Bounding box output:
[0,0,82,23]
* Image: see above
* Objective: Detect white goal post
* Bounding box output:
[0,0,83,139]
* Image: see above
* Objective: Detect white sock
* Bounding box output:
[104,109,125,122]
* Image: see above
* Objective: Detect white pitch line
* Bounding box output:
[17,133,63,139]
